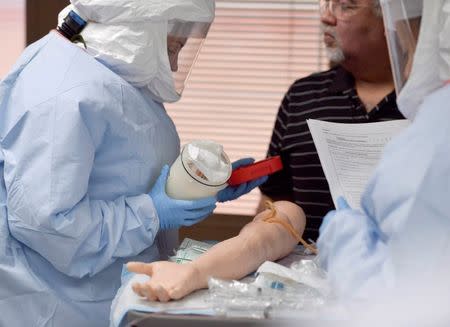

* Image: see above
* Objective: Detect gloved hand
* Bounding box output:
[216,158,269,203]
[320,196,351,232]
[149,165,217,230]
[336,197,350,210]
[317,196,352,270]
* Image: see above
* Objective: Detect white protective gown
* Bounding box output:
[317,0,450,301]
[318,84,450,299]
[0,31,180,326]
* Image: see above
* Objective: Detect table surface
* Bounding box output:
[126,312,276,327]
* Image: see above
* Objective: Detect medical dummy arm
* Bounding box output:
[127,201,306,302]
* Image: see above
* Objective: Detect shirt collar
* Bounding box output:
[328,65,355,94]
[367,90,400,119]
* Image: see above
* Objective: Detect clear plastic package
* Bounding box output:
[168,238,215,264]
[207,259,329,319]
[207,278,272,319]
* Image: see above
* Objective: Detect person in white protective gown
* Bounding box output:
[317,0,450,300]
[0,0,266,326]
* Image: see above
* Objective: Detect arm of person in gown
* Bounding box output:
[127,200,306,302]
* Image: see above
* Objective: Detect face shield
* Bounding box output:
[167,19,211,97]
[62,0,215,103]
[380,0,423,94]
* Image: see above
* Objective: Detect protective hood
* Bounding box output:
[58,0,215,103]
[382,0,450,119]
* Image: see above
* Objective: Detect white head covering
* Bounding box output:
[58,0,215,103]
[394,0,450,119]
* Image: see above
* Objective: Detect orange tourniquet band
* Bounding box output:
[263,202,318,255]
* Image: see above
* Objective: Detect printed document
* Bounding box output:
[307,119,410,209]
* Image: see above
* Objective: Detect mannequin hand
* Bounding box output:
[128,261,204,302]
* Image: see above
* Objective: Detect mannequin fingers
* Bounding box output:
[127,262,154,276]
[141,283,158,302]
[153,284,171,302]
[131,282,145,297]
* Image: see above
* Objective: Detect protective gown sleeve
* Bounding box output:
[4,81,160,278]
[317,87,450,299]
[317,208,390,299]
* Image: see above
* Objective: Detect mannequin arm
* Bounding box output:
[127,201,306,302]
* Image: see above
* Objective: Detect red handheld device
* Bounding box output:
[228,156,283,186]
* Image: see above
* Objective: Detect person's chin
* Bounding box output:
[325,46,345,64]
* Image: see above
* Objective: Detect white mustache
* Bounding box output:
[321,24,337,38]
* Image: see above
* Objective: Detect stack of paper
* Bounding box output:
[307,119,410,209]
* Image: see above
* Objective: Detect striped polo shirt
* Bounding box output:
[260,65,404,241]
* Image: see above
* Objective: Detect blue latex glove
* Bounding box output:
[217,158,269,203]
[317,196,352,270]
[320,196,351,233]
[149,165,217,230]
[336,197,350,210]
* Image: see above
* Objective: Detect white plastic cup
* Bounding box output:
[166,140,232,200]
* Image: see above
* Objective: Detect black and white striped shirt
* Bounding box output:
[260,66,404,241]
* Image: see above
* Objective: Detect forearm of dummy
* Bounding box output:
[193,201,305,281]
[127,201,305,302]
[256,194,273,213]
[257,194,293,213]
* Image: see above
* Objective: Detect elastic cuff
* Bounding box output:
[126,194,160,235]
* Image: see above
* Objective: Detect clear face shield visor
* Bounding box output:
[381,0,423,94]
[167,20,212,97]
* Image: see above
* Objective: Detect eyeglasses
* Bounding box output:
[319,0,372,20]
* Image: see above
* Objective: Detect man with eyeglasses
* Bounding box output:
[259,0,404,242]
